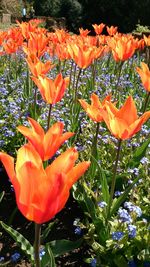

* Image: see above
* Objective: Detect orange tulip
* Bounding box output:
[136,62,150,92]
[92,23,105,35]
[26,54,55,77]
[79,93,112,122]
[23,32,48,58]
[100,96,150,140]
[143,35,150,46]
[17,118,74,161]
[108,35,136,61]
[79,28,91,37]
[67,43,95,69]
[106,25,118,36]
[32,73,69,104]
[0,144,90,223]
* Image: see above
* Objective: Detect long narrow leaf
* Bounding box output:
[0,221,34,262]
[41,245,56,267]
[47,238,83,257]
[110,176,139,216]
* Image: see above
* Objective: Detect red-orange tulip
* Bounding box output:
[26,55,55,77]
[0,144,90,223]
[106,26,118,36]
[136,62,150,92]
[32,73,69,104]
[92,23,105,35]
[108,35,136,61]
[67,43,95,69]
[101,96,150,139]
[79,94,112,122]
[17,118,74,161]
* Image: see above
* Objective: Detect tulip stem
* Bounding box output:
[143,92,150,113]
[107,139,122,219]
[74,67,82,103]
[34,223,41,267]
[47,103,52,130]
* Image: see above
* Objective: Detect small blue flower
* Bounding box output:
[128,260,137,267]
[74,226,82,235]
[0,257,4,262]
[39,248,45,260]
[90,258,97,267]
[112,231,124,241]
[128,224,136,238]
[144,261,150,267]
[114,191,122,197]
[118,208,132,223]
[10,252,21,262]
[98,201,107,208]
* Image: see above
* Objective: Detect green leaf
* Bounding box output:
[47,238,83,257]
[93,157,109,205]
[128,138,150,168]
[0,191,4,203]
[110,176,139,216]
[113,255,128,267]
[0,221,34,262]
[41,244,56,267]
[41,221,57,243]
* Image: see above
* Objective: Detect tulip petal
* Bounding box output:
[117,96,138,124]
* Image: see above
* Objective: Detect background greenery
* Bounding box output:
[0,0,150,33]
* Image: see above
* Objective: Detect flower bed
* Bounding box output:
[0,20,150,267]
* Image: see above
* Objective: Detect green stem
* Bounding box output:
[34,223,41,267]
[114,61,124,100]
[74,68,82,103]
[47,103,52,131]
[143,92,150,113]
[107,139,122,219]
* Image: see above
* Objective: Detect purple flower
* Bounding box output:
[128,224,136,238]
[118,208,132,223]
[128,260,137,267]
[90,258,97,267]
[98,201,107,208]
[74,226,82,235]
[10,252,21,262]
[112,231,124,241]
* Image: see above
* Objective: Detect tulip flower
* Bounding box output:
[67,43,95,69]
[106,25,118,36]
[79,93,112,122]
[101,95,150,140]
[26,55,55,77]
[32,73,69,104]
[108,35,136,61]
[17,118,74,161]
[0,144,90,224]
[136,62,150,92]
[92,23,105,35]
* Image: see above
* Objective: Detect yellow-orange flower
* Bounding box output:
[136,62,150,92]
[101,96,150,139]
[17,118,74,161]
[79,93,112,122]
[108,35,136,61]
[67,43,95,69]
[106,25,118,36]
[0,144,90,223]
[26,54,55,77]
[92,23,105,35]
[32,73,69,104]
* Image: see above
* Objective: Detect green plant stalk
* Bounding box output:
[68,59,74,93]
[47,103,52,130]
[107,139,122,219]
[143,91,150,113]
[34,223,41,267]
[114,61,124,100]
[74,67,82,103]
